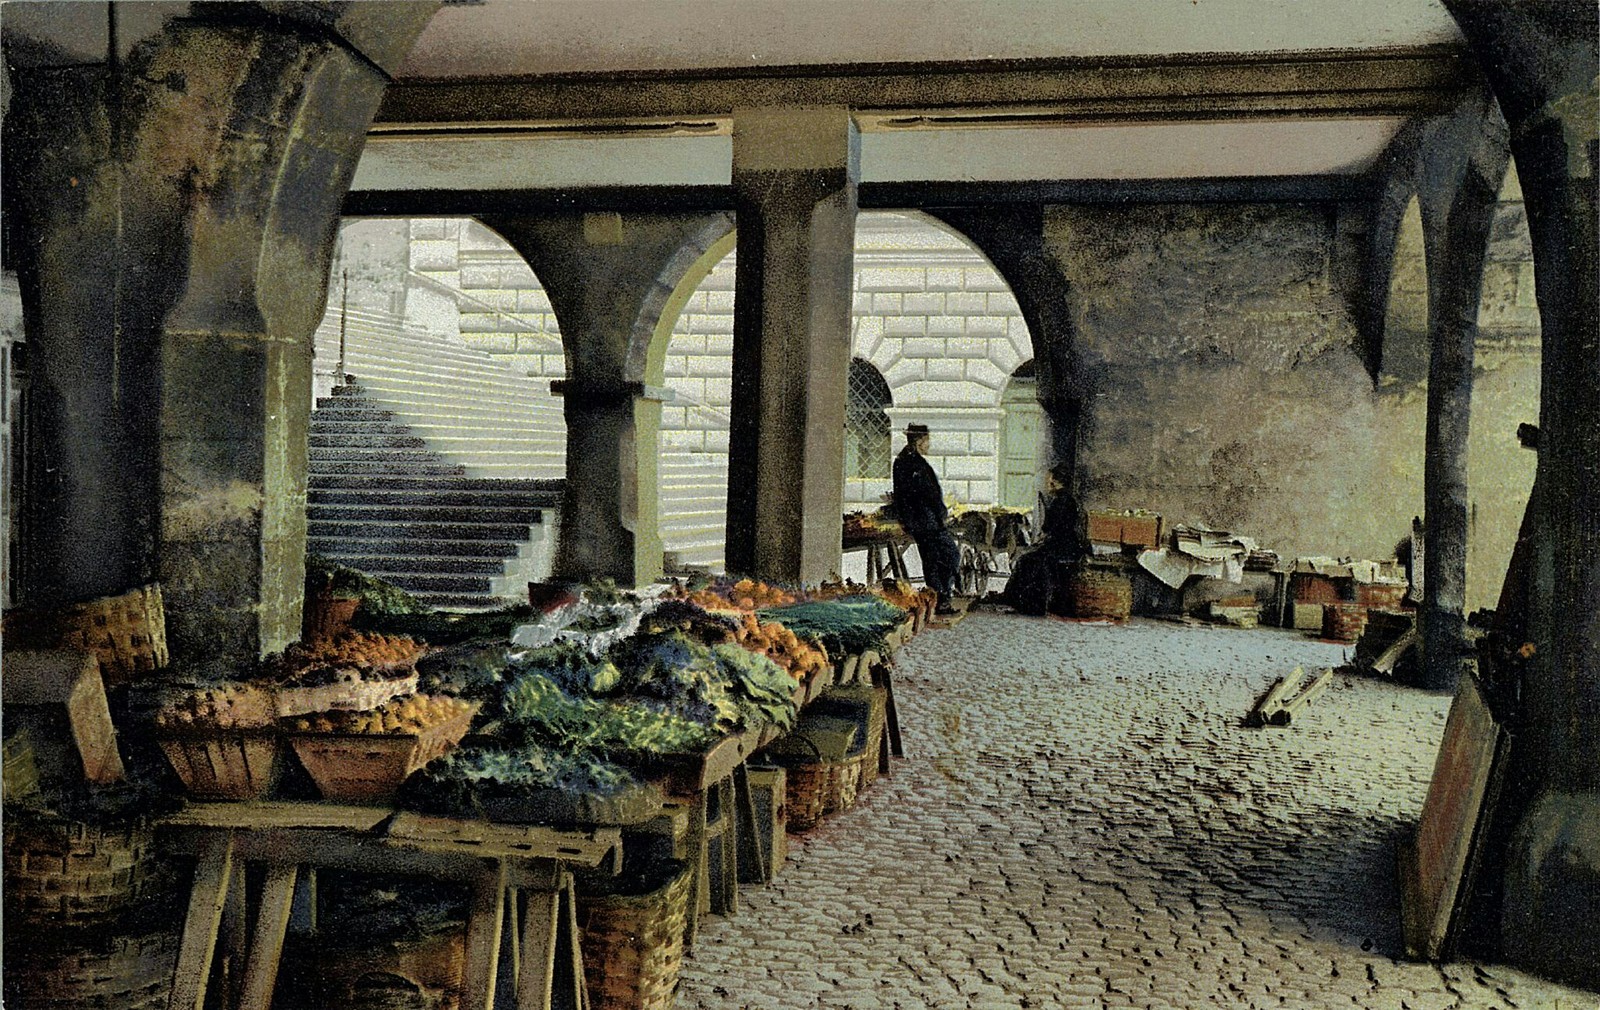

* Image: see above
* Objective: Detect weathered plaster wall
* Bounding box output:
[1046,198,1538,611]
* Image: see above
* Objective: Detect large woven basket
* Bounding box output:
[1066,566,1133,621]
[4,813,158,927]
[282,924,466,1010]
[810,687,887,790]
[289,704,478,803]
[2,918,180,1010]
[782,750,869,832]
[576,858,692,1010]
[3,584,168,686]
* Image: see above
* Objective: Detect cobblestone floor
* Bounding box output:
[675,613,1597,1010]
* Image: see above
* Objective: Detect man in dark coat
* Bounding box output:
[892,423,962,614]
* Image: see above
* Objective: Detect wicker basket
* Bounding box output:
[288,704,478,803]
[3,584,168,686]
[282,925,465,1010]
[781,750,869,832]
[303,593,362,644]
[576,858,692,1010]
[811,687,887,790]
[2,918,180,1010]
[1066,566,1133,621]
[156,730,281,800]
[3,814,158,926]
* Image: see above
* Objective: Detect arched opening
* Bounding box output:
[845,358,893,481]
[309,217,567,607]
[648,209,1037,577]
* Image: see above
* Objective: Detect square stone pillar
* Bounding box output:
[726,107,860,584]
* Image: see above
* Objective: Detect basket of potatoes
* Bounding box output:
[282,696,480,803]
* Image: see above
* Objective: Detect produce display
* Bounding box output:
[154,683,276,732]
[756,595,908,659]
[730,613,830,680]
[264,630,426,683]
[306,556,424,616]
[282,695,475,736]
[676,577,797,612]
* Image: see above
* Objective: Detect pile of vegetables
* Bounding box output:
[676,577,797,612]
[306,556,423,616]
[729,612,830,680]
[756,595,907,659]
[282,695,475,736]
[263,631,425,686]
[155,683,277,732]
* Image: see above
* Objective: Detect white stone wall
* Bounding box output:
[401,212,1039,514]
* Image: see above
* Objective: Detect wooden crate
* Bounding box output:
[288,705,477,803]
[156,731,281,800]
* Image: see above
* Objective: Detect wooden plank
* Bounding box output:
[161,800,393,832]
[1400,675,1507,961]
[734,764,770,885]
[382,812,622,868]
[461,861,508,1010]
[168,830,235,1010]
[555,875,587,1010]
[1271,668,1335,725]
[239,863,298,1010]
[1374,628,1419,675]
[518,886,561,1010]
[1246,666,1306,727]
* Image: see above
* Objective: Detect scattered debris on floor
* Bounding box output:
[1247,665,1337,727]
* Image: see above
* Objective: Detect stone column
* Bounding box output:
[936,205,1085,550]
[490,212,734,586]
[1445,1,1599,989]
[4,4,438,677]
[1415,93,1511,693]
[725,107,859,585]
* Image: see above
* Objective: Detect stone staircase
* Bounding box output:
[308,309,565,609]
[658,452,729,573]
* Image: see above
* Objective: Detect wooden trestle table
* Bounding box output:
[159,801,621,1010]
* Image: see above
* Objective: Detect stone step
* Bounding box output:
[317,389,559,428]
[309,447,456,465]
[309,488,559,509]
[309,536,524,558]
[411,591,522,612]
[347,371,559,409]
[308,433,430,449]
[337,344,554,388]
[308,420,417,436]
[320,324,538,372]
[379,571,497,595]
[309,460,469,477]
[321,554,510,576]
[315,520,535,542]
[309,474,563,494]
[308,503,546,525]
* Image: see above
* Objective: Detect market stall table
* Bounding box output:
[159,801,621,1010]
[842,528,913,584]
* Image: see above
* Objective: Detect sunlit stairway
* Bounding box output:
[658,452,729,574]
[307,309,565,609]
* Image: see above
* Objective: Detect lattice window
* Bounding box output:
[846,358,892,479]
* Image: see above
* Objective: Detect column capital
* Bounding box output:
[732,106,860,176]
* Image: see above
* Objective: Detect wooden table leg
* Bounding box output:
[239,863,298,1010]
[518,882,560,1010]
[169,830,236,1010]
[877,663,905,759]
[553,874,586,1010]
[289,866,317,936]
[683,791,708,949]
[715,777,739,916]
[461,861,508,1010]
[734,764,770,885]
